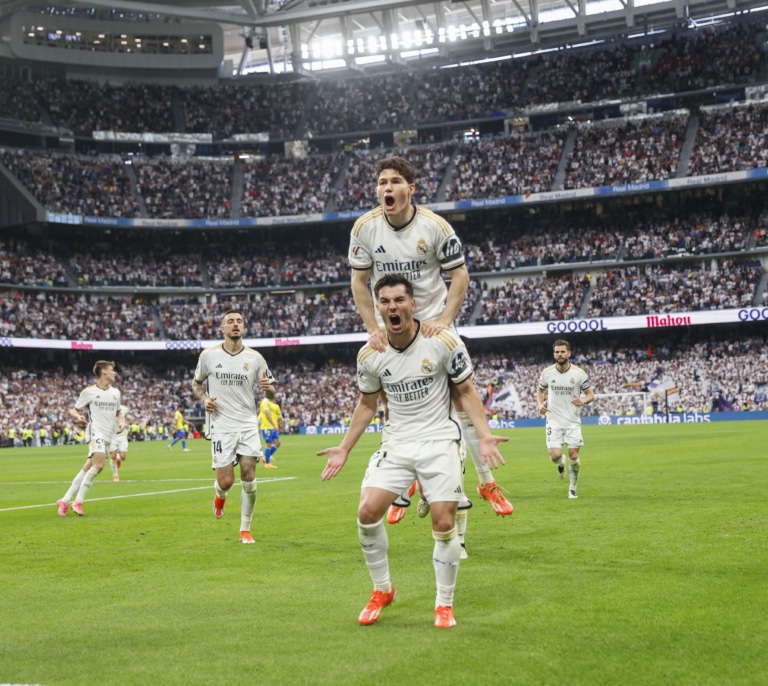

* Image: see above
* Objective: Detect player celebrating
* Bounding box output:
[349,155,513,522]
[109,403,129,481]
[167,405,189,452]
[536,339,595,498]
[192,308,276,544]
[318,274,508,628]
[258,394,283,469]
[57,360,124,516]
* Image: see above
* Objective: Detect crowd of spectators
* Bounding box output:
[474,274,590,325]
[0,239,69,287]
[1,148,141,217]
[136,158,233,219]
[2,247,762,341]
[445,130,563,199]
[0,291,157,340]
[3,21,762,137]
[6,97,768,218]
[241,154,339,217]
[68,249,203,288]
[586,259,762,317]
[563,112,688,188]
[688,102,768,175]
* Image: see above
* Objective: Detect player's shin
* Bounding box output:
[432,526,460,608]
[240,479,257,531]
[358,518,391,592]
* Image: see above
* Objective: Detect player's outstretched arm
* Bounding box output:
[318,392,378,480]
[454,378,507,469]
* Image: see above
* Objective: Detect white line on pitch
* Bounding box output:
[0,477,296,513]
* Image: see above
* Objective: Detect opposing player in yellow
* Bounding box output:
[258,394,283,469]
[167,405,189,452]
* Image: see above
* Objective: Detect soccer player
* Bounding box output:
[258,394,283,469]
[536,339,595,499]
[109,403,130,481]
[57,360,124,516]
[167,405,189,452]
[192,308,276,544]
[348,155,513,522]
[318,274,508,628]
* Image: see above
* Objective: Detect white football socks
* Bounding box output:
[432,526,460,608]
[358,518,391,592]
[240,479,257,532]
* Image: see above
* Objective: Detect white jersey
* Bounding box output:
[538,363,592,428]
[194,344,274,435]
[115,404,129,427]
[75,384,121,442]
[357,324,473,443]
[349,205,465,324]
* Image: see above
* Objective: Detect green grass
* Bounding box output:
[1,423,766,686]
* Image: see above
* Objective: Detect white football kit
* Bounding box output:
[75,384,121,456]
[356,324,473,502]
[113,404,129,452]
[538,363,592,448]
[349,205,465,324]
[194,344,275,468]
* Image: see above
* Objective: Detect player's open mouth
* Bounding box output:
[389,314,401,327]
[385,196,395,208]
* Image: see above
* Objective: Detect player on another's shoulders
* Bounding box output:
[536,339,594,499]
[348,155,514,533]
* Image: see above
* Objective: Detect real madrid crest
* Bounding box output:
[243,363,250,372]
[416,239,428,255]
[421,359,434,374]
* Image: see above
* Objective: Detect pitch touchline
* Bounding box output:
[0,477,297,513]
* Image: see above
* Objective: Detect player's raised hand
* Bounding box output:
[317,445,350,480]
[479,434,508,469]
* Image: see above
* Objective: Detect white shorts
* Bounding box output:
[361,439,464,504]
[112,432,128,453]
[87,435,112,458]
[546,423,584,450]
[209,429,263,470]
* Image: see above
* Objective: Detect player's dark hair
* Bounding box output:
[221,308,243,324]
[93,360,115,377]
[553,339,571,351]
[375,156,416,184]
[374,273,414,298]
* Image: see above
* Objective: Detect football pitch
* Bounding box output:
[1,422,766,686]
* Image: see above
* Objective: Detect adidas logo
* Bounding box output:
[382,369,392,377]
[374,245,387,254]
[215,364,223,368]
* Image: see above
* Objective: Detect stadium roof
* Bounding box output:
[2,0,767,76]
